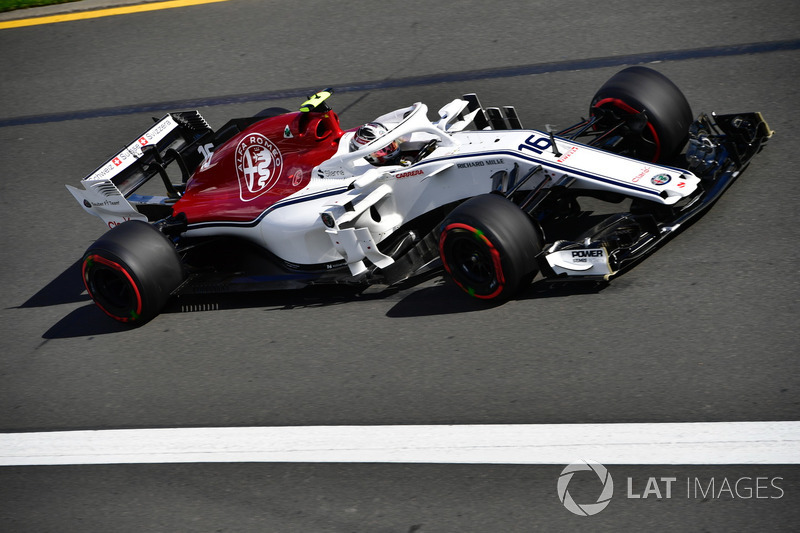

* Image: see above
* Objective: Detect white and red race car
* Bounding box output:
[67,67,771,323]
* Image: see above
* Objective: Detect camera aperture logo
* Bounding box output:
[557,460,614,516]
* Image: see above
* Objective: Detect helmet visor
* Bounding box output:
[371,140,400,163]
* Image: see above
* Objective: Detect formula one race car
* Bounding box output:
[67,67,772,323]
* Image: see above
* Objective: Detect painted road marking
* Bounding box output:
[1,421,798,466]
[0,0,229,30]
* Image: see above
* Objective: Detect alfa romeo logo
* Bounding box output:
[235,133,283,201]
[557,460,614,516]
[651,173,671,186]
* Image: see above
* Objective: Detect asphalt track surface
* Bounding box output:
[1,0,799,531]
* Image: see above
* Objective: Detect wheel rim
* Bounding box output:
[439,223,505,299]
[83,254,142,322]
[452,238,494,284]
[592,97,662,162]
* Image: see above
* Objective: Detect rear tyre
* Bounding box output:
[591,66,693,163]
[82,221,184,323]
[439,194,542,300]
[255,107,290,118]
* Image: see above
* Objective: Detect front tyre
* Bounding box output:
[82,221,184,323]
[439,194,542,300]
[591,66,693,163]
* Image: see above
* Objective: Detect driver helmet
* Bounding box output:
[349,122,401,165]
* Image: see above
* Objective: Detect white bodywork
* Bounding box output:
[187,101,699,276]
[69,99,701,278]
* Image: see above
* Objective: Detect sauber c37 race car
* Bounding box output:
[67,67,772,323]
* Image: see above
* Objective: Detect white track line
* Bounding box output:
[1,422,799,466]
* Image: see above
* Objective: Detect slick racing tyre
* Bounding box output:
[439,193,542,300]
[591,66,693,163]
[255,107,291,118]
[82,221,184,324]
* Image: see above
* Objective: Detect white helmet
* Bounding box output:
[349,122,401,165]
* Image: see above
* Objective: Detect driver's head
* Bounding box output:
[349,122,401,165]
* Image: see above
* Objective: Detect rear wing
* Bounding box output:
[66,111,214,227]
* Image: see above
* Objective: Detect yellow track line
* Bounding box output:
[0,0,229,29]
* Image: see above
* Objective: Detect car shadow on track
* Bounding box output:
[39,284,371,339]
[17,261,132,337]
[43,304,133,338]
[12,260,130,338]
[33,262,609,338]
[17,260,90,309]
[384,278,610,318]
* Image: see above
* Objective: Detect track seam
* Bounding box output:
[2,39,799,128]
